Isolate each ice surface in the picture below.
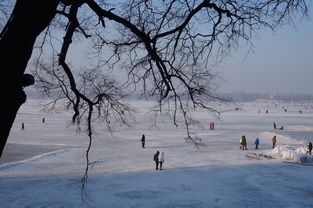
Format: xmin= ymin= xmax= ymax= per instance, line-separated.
xmin=1 ymin=99 xmax=313 ymax=208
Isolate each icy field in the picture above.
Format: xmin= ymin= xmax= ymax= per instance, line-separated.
xmin=1 ymin=99 xmax=313 ymax=208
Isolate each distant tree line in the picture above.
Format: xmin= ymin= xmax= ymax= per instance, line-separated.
xmin=222 ymin=92 xmax=313 ymax=102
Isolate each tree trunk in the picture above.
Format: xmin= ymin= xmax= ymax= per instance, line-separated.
xmin=0 ymin=0 xmax=60 ymax=157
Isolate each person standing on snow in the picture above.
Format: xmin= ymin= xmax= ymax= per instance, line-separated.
xmin=141 ymin=134 xmax=145 ymax=148
xmin=242 ymin=135 xmax=247 ymax=150
xmin=272 ymin=136 xmax=277 ymax=148
xmin=254 ymin=138 xmax=260 ymax=149
xmin=153 ymin=151 xmax=160 ymax=170
xmin=158 ymin=152 xmax=165 ymax=170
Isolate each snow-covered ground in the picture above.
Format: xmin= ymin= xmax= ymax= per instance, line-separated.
xmin=1 ymin=99 xmax=313 ymax=208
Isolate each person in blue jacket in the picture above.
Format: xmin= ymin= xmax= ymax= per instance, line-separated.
xmin=254 ymin=138 xmax=260 ymax=149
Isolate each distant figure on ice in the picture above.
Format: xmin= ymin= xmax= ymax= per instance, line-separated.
xmin=266 ymin=110 xmax=269 ymax=114
xmin=240 ymin=136 xmax=247 ymax=150
xmin=284 ymin=109 xmax=287 ymax=112
xmin=153 ymin=151 xmax=160 ymax=170
xmin=272 ymin=136 xmax=277 ymax=148
xmin=158 ymin=152 xmax=165 ymax=170
xmin=209 ymin=122 xmax=214 ymax=130
xmin=273 ymin=122 xmax=276 ymax=130
xmin=299 ymin=110 xmax=303 ymax=114
xmin=308 ymin=142 xmax=312 ymax=155
xmin=141 ymin=134 xmax=145 ymax=148
xmin=42 ymin=117 xmax=45 ymax=123
xmin=21 ymin=122 xmax=24 ymax=131
xmin=254 ymin=138 xmax=260 ymax=149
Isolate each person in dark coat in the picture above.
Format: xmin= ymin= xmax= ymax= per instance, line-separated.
xmin=153 ymin=151 xmax=160 ymax=170
xmin=272 ymin=136 xmax=277 ymax=148
xmin=308 ymin=142 xmax=312 ymax=155
xmin=273 ymin=122 xmax=276 ymax=130
xmin=254 ymin=138 xmax=260 ymax=149
xmin=21 ymin=122 xmax=24 ymax=131
xmin=141 ymin=134 xmax=145 ymax=148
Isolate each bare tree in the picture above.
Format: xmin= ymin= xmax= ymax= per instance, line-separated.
xmin=0 ymin=0 xmax=310 ymax=188
xmin=33 ymin=54 xmax=133 ymax=191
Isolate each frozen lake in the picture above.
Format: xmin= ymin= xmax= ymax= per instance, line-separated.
xmin=0 ymin=99 xmax=313 ymax=208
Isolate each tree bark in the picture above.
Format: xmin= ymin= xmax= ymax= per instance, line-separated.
xmin=0 ymin=0 xmax=60 ymax=157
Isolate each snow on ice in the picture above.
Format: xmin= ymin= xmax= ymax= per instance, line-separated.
xmin=0 ymin=99 xmax=313 ymax=208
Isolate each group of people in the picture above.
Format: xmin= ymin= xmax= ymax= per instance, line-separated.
xmin=153 ymin=151 xmax=165 ymax=170
xmin=240 ymin=135 xmax=277 ymax=150
xmin=141 ymin=134 xmax=166 ymax=170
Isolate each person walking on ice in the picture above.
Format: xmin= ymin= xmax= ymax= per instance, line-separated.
xmin=141 ymin=134 xmax=145 ymax=148
xmin=240 ymin=135 xmax=247 ymax=150
xmin=242 ymin=136 xmax=247 ymax=150
xmin=158 ymin=152 xmax=165 ymax=170
xmin=21 ymin=122 xmax=25 ymax=131
xmin=153 ymin=151 xmax=159 ymax=170
xmin=272 ymin=136 xmax=277 ymax=148
xmin=255 ymin=138 xmax=260 ymax=149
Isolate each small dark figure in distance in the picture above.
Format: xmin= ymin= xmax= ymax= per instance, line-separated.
xmin=141 ymin=134 xmax=145 ymax=148
xmin=42 ymin=117 xmax=45 ymax=123
xmin=299 ymin=110 xmax=303 ymax=114
xmin=272 ymin=136 xmax=277 ymax=148
xmin=255 ymin=138 xmax=260 ymax=149
xmin=159 ymin=152 xmax=165 ymax=170
xmin=21 ymin=122 xmax=24 ymax=131
xmin=284 ymin=109 xmax=287 ymax=112
xmin=153 ymin=151 xmax=159 ymax=170
xmin=308 ymin=142 xmax=312 ymax=155
xmin=266 ymin=110 xmax=269 ymax=114
xmin=273 ymin=122 xmax=276 ymax=130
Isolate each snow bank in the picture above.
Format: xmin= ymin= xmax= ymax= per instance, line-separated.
xmin=270 ymin=145 xmax=313 ymax=164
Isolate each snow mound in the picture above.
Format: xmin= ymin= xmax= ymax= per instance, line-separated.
xmin=271 ymin=145 xmax=313 ymax=163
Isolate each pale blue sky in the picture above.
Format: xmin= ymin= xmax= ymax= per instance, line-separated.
xmin=218 ymin=14 xmax=313 ymax=94
xmin=54 ymin=5 xmax=313 ymax=95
